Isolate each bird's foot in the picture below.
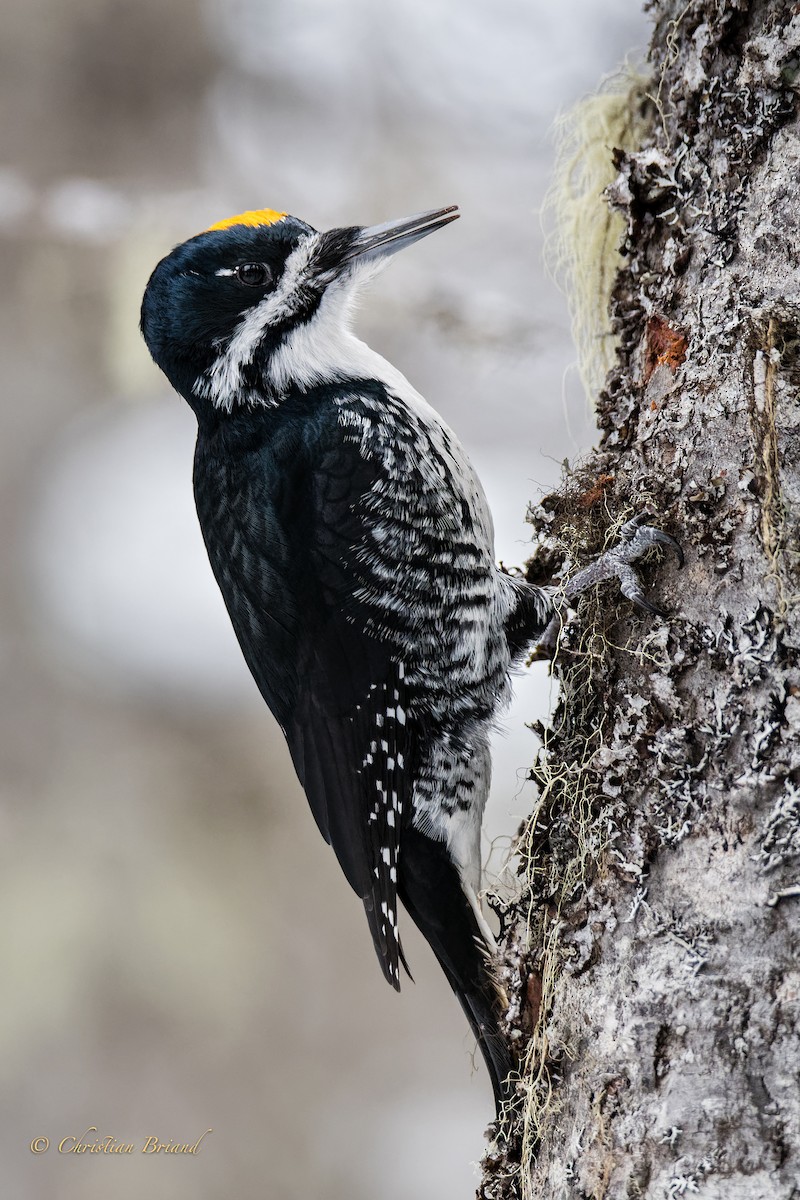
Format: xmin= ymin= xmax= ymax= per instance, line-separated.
xmin=532 ymin=515 xmax=683 ymax=660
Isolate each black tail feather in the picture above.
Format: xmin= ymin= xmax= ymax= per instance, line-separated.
xmin=397 ymin=826 xmax=515 ymax=1113
xmin=434 ymin=951 xmax=516 ymax=1113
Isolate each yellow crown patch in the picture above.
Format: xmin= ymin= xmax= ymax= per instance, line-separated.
xmin=205 ymin=208 xmax=287 ymax=233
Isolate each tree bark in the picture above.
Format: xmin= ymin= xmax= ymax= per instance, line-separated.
xmin=481 ymin=3 xmax=800 ymax=1197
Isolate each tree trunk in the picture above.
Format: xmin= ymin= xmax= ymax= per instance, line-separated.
xmin=481 ymin=3 xmax=800 ymax=1197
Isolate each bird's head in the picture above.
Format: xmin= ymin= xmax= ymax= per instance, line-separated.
xmin=140 ymin=205 xmax=459 ymax=417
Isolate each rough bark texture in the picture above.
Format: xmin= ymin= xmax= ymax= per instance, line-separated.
xmin=481 ymin=3 xmax=800 ymax=1197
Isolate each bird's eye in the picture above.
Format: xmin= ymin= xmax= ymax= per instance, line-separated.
xmin=235 ymin=262 xmax=272 ymax=287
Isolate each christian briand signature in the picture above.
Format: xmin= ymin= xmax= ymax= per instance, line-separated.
xmin=30 ymin=1127 xmax=213 ymax=1155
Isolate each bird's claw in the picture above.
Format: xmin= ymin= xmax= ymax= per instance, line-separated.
xmin=617 ymin=515 xmax=685 ymax=569
xmin=618 ymin=571 xmax=667 ymax=618
xmin=532 ymin=515 xmax=683 ymax=660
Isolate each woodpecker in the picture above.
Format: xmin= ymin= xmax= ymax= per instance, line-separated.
xmin=140 ymin=205 xmax=680 ymax=1111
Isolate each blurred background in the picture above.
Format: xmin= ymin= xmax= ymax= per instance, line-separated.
xmin=1 ymin=1 xmax=648 ymax=1196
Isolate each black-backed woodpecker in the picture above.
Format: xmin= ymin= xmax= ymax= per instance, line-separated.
xmin=140 ymin=205 xmax=681 ymax=1111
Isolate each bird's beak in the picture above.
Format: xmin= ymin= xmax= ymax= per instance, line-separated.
xmin=314 ymin=206 xmax=459 ymax=283
xmin=346 ymin=205 xmax=460 ymax=264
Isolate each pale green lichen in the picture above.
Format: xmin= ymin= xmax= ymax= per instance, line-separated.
xmin=543 ymin=67 xmax=652 ymax=403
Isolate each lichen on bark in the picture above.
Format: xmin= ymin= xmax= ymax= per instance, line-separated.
xmin=481 ymin=3 xmax=800 ymax=1197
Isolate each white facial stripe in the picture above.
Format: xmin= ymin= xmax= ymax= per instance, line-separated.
xmin=195 ymin=233 xmax=319 ymax=411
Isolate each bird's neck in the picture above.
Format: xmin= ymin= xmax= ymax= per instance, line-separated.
xmin=193 ymin=290 xmax=442 ymax=432
xmin=264 ymin=314 xmax=411 ymax=403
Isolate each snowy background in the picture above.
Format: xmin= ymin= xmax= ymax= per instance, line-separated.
xmin=2 ymin=1 xmax=648 ymax=1197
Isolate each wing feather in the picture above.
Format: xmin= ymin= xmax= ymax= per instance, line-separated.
xmin=197 ymin=394 xmax=423 ymax=988
xmin=284 ymin=411 xmax=417 ymax=988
